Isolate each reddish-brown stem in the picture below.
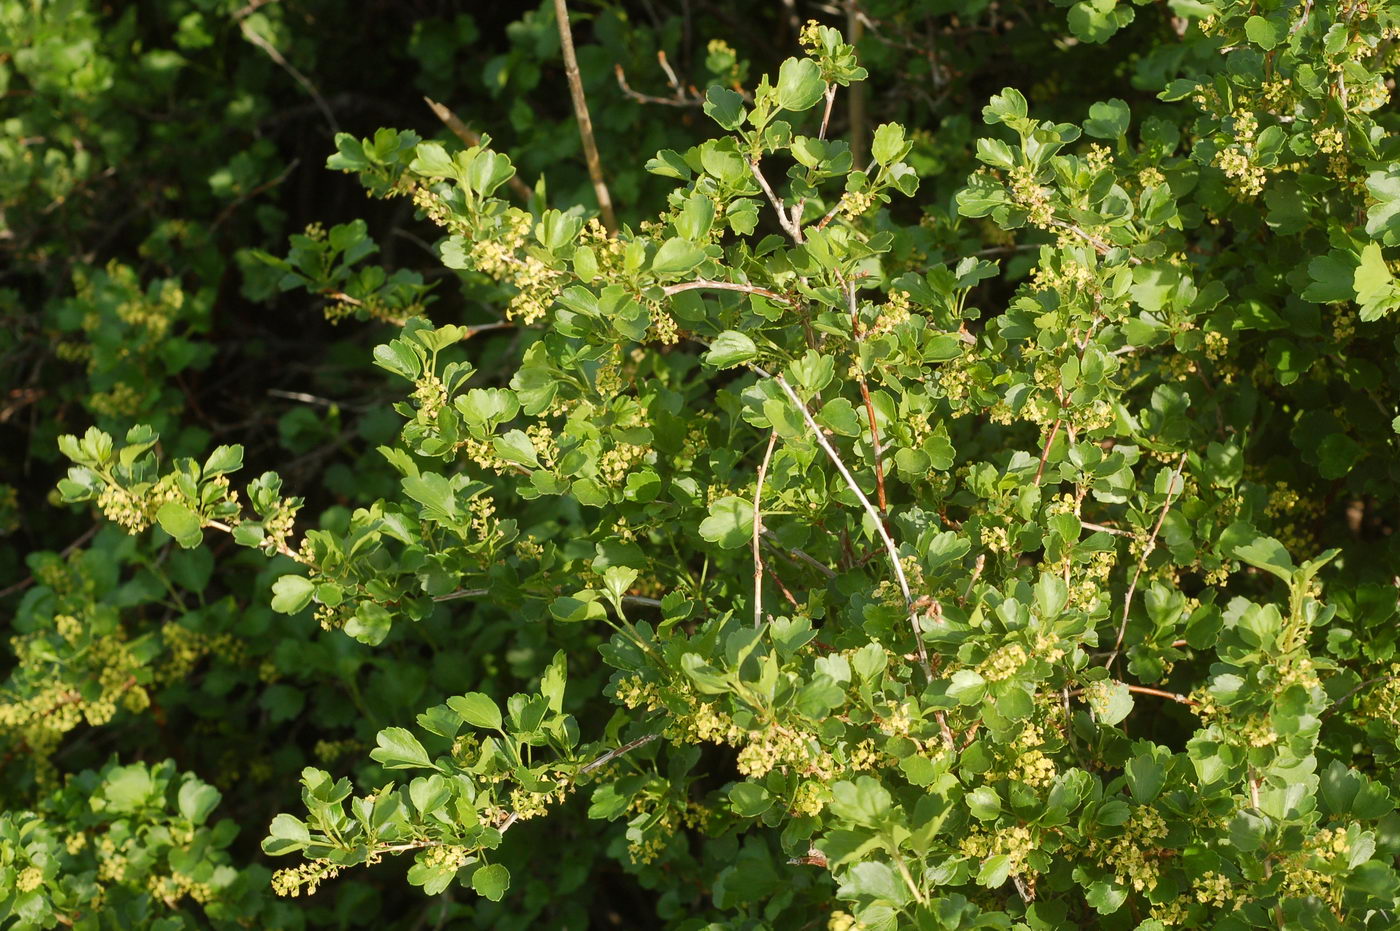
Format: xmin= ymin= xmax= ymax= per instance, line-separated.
xmin=764 ymin=562 xmax=800 ymax=609
xmin=1033 ymin=419 xmax=1062 ymax=485
xmin=843 ymin=277 xmax=889 ymax=516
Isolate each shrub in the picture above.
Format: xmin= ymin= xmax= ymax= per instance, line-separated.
xmin=8 ymin=0 xmax=1400 ymax=928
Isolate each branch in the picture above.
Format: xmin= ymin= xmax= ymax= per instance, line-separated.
xmin=553 ymin=0 xmax=617 ymax=233
xmin=423 ymin=97 xmax=534 ymax=203
xmin=613 ymin=63 xmax=699 ymax=108
xmin=748 ymin=158 xmax=803 ymax=242
xmin=579 ymin=733 xmax=660 ymax=774
xmin=753 ymin=431 xmax=780 ymax=628
xmin=1320 ymin=674 xmax=1393 ymax=720
xmin=1033 ymin=419 xmax=1062 ymax=486
xmin=212 ymin=157 xmax=300 ymax=230
xmin=761 ymin=530 xmax=837 ymax=578
xmin=959 ymin=553 xmax=986 ymax=606
xmin=238 ymin=19 xmax=337 ymax=134
xmin=1105 ymin=452 xmax=1189 ymax=668
xmin=773 ymin=375 xmax=932 ymax=681
xmin=818 ymin=83 xmax=837 ymax=141
xmin=1080 ymin=521 xmax=1130 ymax=537
xmin=843 ymin=276 xmax=889 ymax=517
xmin=1050 ymin=219 xmax=1142 ymax=266
xmin=662 ymin=278 xmax=796 ymax=305
xmin=205 ymin=519 xmax=304 ymax=563
xmin=1069 ymin=683 xmax=1198 ymax=707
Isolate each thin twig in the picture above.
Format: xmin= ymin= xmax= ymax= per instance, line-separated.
xmin=818 ymin=83 xmax=837 ymax=140
xmin=238 ymin=19 xmax=338 ymax=134
xmin=655 ymin=50 xmax=683 ymax=92
xmin=553 ymin=0 xmax=617 ymax=233
xmin=761 ymin=530 xmax=837 ymax=578
xmin=1033 ymin=419 xmax=1062 ymax=485
xmin=0 ymin=525 xmax=101 ymax=600
xmin=613 ymin=63 xmax=698 ymax=108
xmin=1080 ymin=521 xmax=1130 ymax=537
xmin=267 ymin=388 xmax=341 ymax=408
xmin=1069 ymin=683 xmax=1198 ymax=707
xmin=764 ymin=562 xmax=801 ymax=608
xmin=959 ymin=554 xmax=985 ymax=606
xmin=423 ymin=97 xmax=534 ymax=202
xmin=432 ymin=588 xmax=490 ymax=602
xmin=753 ymin=431 xmax=780 ymax=628
xmin=212 ymin=158 xmax=299 ymax=230
xmin=843 ymin=276 xmax=889 ymax=517
xmin=205 ymin=519 xmax=303 ymax=563
xmin=662 ymin=278 xmax=796 ymax=305
xmin=1050 ymin=219 xmax=1142 ymax=265
xmin=1105 ymin=452 xmax=1188 ymax=668
xmin=1320 ymin=674 xmax=1393 ymax=719
xmin=773 ymin=375 xmax=931 ymax=681
xmin=748 ymin=158 xmax=802 ymax=242
xmin=579 ymin=733 xmax=660 ymax=773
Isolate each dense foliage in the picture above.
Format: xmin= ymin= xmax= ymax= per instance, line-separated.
xmin=4 ymin=0 xmax=1400 ymax=928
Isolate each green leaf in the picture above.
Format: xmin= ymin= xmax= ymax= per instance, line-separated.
xmin=1228 ymin=810 xmax=1270 ymax=852
xmin=177 ymin=779 xmax=221 ymax=824
xmin=202 ymin=444 xmax=244 ymax=477
xmin=703 ymin=86 xmax=746 ymax=130
xmin=704 ymin=331 xmax=758 ymax=370
xmin=1124 ymin=751 xmax=1167 ymax=803
xmin=103 ymin=764 xmax=155 ymax=811
xmin=156 ymin=501 xmax=203 ymax=548
xmin=471 ymin=863 xmax=510 ymax=901
xmin=728 ymin=782 xmax=773 ymax=817
xmin=270 ymin=574 xmax=315 ymax=614
xmin=699 ymin=496 xmax=754 ymax=549
xmin=651 ymin=238 xmax=707 ymax=279
xmin=346 ymin=601 xmax=392 ymax=646
xmin=370 ymin=727 xmax=433 ymax=769
xmin=448 ymin=692 xmax=503 ymax=731
xmin=410 ymin=141 xmax=457 ymax=178
xmin=982 ymin=87 xmax=1027 ymax=126
xmin=1088 ymin=680 xmax=1133 ymax=726
xmin=1084 ymin=98 xmax=1130 ymax=139
xmin=775 ymin=57 xmax=826 ymax=112
xmin=1244 ymin=14 xmax=1279 ymax=49
xmin=549 ymin=593 xmax=608 ymax=623
xmin=403 ymin=472 xmax=458 ymax=520
xmin=1354 ymin=243 xmax=1400 ymax=321
xmin=828 ymin=777 xmax=892 ymax=827
xmin=871 ymin=123 xmax=908 ymax=166
xmin=976 ymin=854 xmax=1012 ymax=888
xmin=1233 ymin=535 xmax=1294 ymax=583
xmin=1365 ymin=170 xmax=1400 ymax=245
xmin=262 ymin=813 xmax=311 ymax=855
xmin=493 ymin=429 xmax=540 ymax=469
xmin=947 ymin=669 xmax=987 ymax=705
xmin=840 ymin=861 xmax=910 ymax=906
xmin=1068 ymin=0 xmax=1134 ymax=43
xmin=1317 ymin=433 xmax=1362 ymax=479
xmin=817 ymin=397 xmax=862 ymax=436
xmin=967 ymin=786 xmax=1002 ymax=820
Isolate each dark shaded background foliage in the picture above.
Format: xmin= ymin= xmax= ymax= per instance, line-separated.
xmin=2 ymin=0 xmax=1397 ymax=928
